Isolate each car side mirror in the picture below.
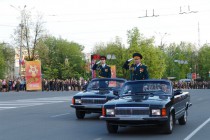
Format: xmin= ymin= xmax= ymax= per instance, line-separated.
xmin=113 ymin=89 xmax=119 ymax=96
xmin=174 ymin=89 xmax=183 ymax=96
xmin=82 ymin=84 xmax=88 ymax=91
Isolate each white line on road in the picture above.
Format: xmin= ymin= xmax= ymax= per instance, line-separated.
xmin=0 ymin=107 xmax=17 ymax=109
xmin=51 ymin=113 xmax=70 ymax=118
xmin=0 ymin=96 xmax=73 ymax=111
xmin=184 ymin=117 xmax=210 ymax=140
xmin=94 ymin=138 xmax=102 ymax=140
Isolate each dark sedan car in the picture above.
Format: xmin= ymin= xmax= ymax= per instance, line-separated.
xmin=100 ymin=79 xmax=191 ymax=134
xmin=71 ymin=78 xmax=126 ymax=119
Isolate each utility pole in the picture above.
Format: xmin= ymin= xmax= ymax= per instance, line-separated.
xmin=19 ymin=14 xmax=24 ymax=77
xmin=10 ymin=5 xmax=26 ymax=77
xmin=198 ymin=22 xmax=201 ymax=48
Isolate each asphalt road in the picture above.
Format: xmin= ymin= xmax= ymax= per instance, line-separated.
xmin=0 ymin=89 xmax=209 ymax=140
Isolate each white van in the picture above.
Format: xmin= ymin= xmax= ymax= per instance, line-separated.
xmin=179 ymin=79 xmax=193 ymax=83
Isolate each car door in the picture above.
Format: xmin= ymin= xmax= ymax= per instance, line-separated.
xmin=173 ymin=90 xmax=183 ymax=119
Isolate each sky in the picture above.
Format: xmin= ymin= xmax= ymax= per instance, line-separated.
xmin=0 ymin=0 xmax=210 ymax=53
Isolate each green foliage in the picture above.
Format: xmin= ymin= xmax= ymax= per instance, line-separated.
xmin=92 ymin=28 xmax=166 ymax=79
xmin=37 ymin=36 xmax=86 ymax=79
xmin=197 ymin=44 xmax=210 ymax=80
xmin=0 ymin=46 xmax=5 ymax=78
xmin=164 ymin=42 xmax=197 ymax=80
xmin=126 ymin=27 xmax=166 ymax=79
xmin=0 ymin=43 xmax=15 ymax=79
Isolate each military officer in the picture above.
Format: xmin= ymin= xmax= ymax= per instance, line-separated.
xmin=123 ymin=53 xmax=149 ymax=80
xmin=92 ymin=56 xmax=111 ymax=78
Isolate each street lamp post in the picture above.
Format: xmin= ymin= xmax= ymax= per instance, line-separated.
xmin=107 ymin=54 xmax=116 ymax=78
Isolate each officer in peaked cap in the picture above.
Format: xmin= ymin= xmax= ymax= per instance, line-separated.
xmin=123 ymin=52 xmax=149 ymax=80
xmin=92 ymin=55 xmax=111 ymax=78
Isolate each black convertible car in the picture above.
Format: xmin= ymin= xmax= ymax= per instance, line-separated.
xmin=100 ymin=79 xmax=192 ymax=134
xmin=71 ymin=78 xmax=126 ymax=119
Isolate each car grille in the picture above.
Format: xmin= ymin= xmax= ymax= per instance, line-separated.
xmin=115 ymin=107 xmax=150 ymax=115
xmin=81 ymin=98 xmax=107 ymax=104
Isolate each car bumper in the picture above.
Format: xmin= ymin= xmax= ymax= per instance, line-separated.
xmin=71 ymin=104 xmax=103 ymax=113
xmin=100 ymin=116 xmax=168 ymax=126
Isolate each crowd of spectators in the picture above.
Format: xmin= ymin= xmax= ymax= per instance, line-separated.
xmin=41 ymin=79 xmax=89 ymax=91
xmin=0 ymin=78 xmax=89 ymax=92
xmin=0 ymin=78 xmax=26 ymax=92
xmin=1 ymin=77 xmax=210 ymax=92
xmin=173 ymin=80 xmax=210 ymax=89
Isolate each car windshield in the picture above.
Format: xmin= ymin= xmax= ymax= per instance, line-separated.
xmin=120 ymin=81 xmax=172 ymax=96
xmin=87 ymin=79 xmax=125 ymax=91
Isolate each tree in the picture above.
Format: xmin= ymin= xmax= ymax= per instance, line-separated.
xmin=36 ymin=36 xmax=86 ymax=79
xmin=164 ymin=42 xmax=197 ymax=80
xmin=92 ymin=27 xmax=166 ymax=79
xmin=197 ymin=44 xmax=210 ymax=80
xmin=0 ymin=44 xmax=5 ymax=78
xmin=127 ymin=27 xmax=166 ymax=79
xmin=0 ymin=43 xmax=15 ymax=79
xmin=13 ymin=8 xmax=45 ymax=61
xmin=92 ymin=37 xmax=127 ymax=78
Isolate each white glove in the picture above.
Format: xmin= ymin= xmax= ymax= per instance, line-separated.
xmin=96 ymin=61 xmax=101 ymax=64
xmin=127 ymin=58 xmax=133 ymax=62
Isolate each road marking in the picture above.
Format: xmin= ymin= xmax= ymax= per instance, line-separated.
xmin=51 ymin=113 xmax=70 ymax=118
xmin=0 ymin=96 xmax=73 ymax=111
xmin=0 ymin=107 xmax=17 ymax=109
xmin=184 ymin=117 xmax=210 ymax=140
xmin=94 ymin=138 xmax=102 ymax=140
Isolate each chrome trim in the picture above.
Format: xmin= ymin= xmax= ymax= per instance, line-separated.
xmin=81 ymin=98 xmax=107 ymax=104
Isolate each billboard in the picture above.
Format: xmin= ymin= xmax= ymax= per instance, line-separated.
xmin=25 ymin=61 xmax=42 ymax=91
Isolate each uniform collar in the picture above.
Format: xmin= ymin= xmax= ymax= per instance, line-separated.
xmin=102 ymin=64 xmax=106 ymax=67
xmin=136 ymin=63 xmax=142 ymax=67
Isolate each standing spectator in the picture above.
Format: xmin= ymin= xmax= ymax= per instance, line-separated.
xmin=2 ymin=79 xmax=7 ymax=92
xmin=0 ymin=79 xmax=2 ymax=92
xmin=16 ymin=79 xmax=20 ymax=92
xmin=23 ymin=78 xmax=26 ymax=91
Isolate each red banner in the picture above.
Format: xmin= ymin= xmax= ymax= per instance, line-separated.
xmin=109 ymin=65 xmax=116 ymax=87
xmin=91 ymin=54 xmax=100 ymax=79
xmin=25 ymin=61 xmax=42 ymax=91
xmin=110 ymin=65 xmax=116 ymax=78
xmin=192 ymin=73 xmax=196 ymax=80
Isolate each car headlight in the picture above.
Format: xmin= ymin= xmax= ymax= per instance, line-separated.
xmin=106 ymin=109 xmax=115 ymax=116
xmin=75 ymin=99 xmax=82 ymax=104
xmin=151 ymin=109 xmax=161 ymax=116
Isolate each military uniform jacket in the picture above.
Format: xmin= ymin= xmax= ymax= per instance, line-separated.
xmin=92 ymin=64 xmax=111 ymax=78
xmin=123 ymin=60 xmax=149 ymax=80
xmin=130 ymin=64 xmax=149 ymax=80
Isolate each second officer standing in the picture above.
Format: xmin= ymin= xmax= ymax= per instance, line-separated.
xmin=123 ymin=53 xmax=149 ymax=80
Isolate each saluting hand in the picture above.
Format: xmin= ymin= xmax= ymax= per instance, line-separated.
xmin=96 ymin=61 xmax=101 ymax=64
xmin=127 ymin=58 xmax=133 ymax=62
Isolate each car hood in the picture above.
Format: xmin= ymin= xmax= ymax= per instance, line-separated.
xmin=107 ymin=95 xmax=171 ymax=107
xmin=74 ymin=90 xmax=115 ymax=98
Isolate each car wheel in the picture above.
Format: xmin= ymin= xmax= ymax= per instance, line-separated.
xmin=76 ymin=110 xmax=85 ymax=119
xmin=106 ymin=121 xmax=118 ymax=133
xmin=178 ymin=110 xmax=187 ymax=125
xmin=163 ymin=113 xmax=174 ymax=134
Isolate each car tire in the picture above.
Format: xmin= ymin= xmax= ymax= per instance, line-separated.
xmin=106 ymin=121 xmax=118 ymax=133
xmin=163 ymin=113 xmax=174 ymax=134
xmin=178 ymin=110 xmax=187 ymax=125
xmin=76 ymin=110 xmax=85 ymax=119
